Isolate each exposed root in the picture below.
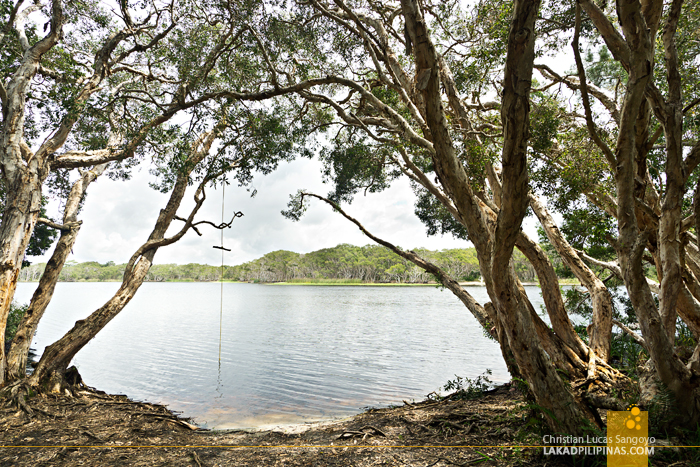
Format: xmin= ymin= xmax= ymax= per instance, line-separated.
xmin=569 ymin=361 xmax=637 ymax=426
xmin=1 ymin=384 xmax=564 ymax=467
xmin=1 ymin=379 xmax=36 ymax=416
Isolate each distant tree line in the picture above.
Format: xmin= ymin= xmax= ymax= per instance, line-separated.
xmin=19 ymin=244 xmax=537 ymax=284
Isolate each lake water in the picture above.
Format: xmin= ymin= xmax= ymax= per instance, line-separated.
xmin=13 ymin=282 xmax=546 ymax=429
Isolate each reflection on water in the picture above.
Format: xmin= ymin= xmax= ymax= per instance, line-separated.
xmin=13 ymin=283 xmax=544 ymax=429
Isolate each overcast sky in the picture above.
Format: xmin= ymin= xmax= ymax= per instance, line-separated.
xmin=29 ymin=155 xmax=544 ymax=267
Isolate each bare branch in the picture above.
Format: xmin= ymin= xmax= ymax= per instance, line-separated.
xmin=12 ymin=0 xmax=42 ymax=51
xmin=174 ymin=211 xmax=244 ymax=235
xmin=534 ymin=64 xmax=620 ymax=123
xmin=109 ymin=16 xmax=177 ymax=66
xmin=245 ymin=25 xmax=280 ymax=88
xmin=109 ymin=64 xmax=180 ymax=84
xmin=574 ymin=249 xmax=623 ymax=279
xmin=36 ymin=218 xmax=81 ymax=232
xmin=299 ymin=192 xmax=492 ymax=329
xmin=298 ymin=90 xmax=395 ymax=144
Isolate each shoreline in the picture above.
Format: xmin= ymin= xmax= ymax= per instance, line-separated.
xmin=17 ymin=279 xmax=582 ymax=286
xmin=2 ymin=383 xmax=570 ymax=466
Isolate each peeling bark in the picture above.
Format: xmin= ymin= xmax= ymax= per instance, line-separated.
xmin=0 ymin=0 xmax=64 ymax=385
xmin=399 ymin=0 xmax=588 ymax=434
xmin=5 ymin=164 xmax=108 ymax=381
xmin=530 ymin=194 xmax=613 ymax=361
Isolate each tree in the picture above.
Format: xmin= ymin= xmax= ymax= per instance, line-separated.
xmin=570 ymin=0 xmax=700 ymax=425
xmin=0 ymin=0 xmax=193 ymax=384
xmin=279 ymin=0 xmax=621 ymax=433
xmin=280 ymin=0 xmax=700 ymax=430
xmin=529 ymin=0 xmax=700 ymax=426
xmin=0 ymin=0 xmax=333 ymax=385
xmin=22 ymin=87 xmax=317 ymax=389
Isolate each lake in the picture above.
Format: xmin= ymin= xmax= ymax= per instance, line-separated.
xmin=13 ymin=282 xmax=546 ymax=429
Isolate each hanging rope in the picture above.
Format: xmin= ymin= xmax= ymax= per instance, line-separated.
xmin=211 ymin=185 xmax=242 ymax=364
xmin=218 ymin=184 xmax=225 ymax=363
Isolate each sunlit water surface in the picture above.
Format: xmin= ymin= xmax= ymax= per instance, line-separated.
xmin=14 ymin=282 xmax=546 ymax=429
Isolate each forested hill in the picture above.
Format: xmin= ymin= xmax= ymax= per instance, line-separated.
xmin=20 ymin=244 xmax=536 ymax=284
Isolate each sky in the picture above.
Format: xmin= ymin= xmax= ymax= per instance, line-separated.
xmin=29 ymin=156 xmax=543 ymax=267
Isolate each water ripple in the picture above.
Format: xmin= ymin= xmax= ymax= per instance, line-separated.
xmin=12 ymin=282 xmax=532 ymax=428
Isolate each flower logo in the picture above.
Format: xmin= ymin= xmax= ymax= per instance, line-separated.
xmin=625 ymin=405 xmax=643 ymax=430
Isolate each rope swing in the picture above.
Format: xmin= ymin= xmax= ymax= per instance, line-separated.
xmin=211 ymin=183 xmax=243 ymax=364
xmin=213 ymin=184 xmax=229 ymax=363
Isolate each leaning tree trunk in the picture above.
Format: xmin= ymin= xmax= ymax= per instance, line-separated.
xmin=530 ymin=194 xmax=614 ymax=362
xmin=486 ymin=0 xmax=588 ymax=435
xmin=30 ymin=253 xmax=157 ymax=392
xmin=29 ymin=132 xmax=218 ymax=390
xmin=5 ymin=164 xmax=108 ymax=381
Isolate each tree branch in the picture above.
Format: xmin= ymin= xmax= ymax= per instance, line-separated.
xmin=613 ymin=319 xmax=648 ymax=350
xmin=174 ymin=211 xmax=244 ymax=236
xmin=36 ymin=218 xmax=82 ymax=232
xmin=578 ymin=0 xmax=630 ymax=69
xmin=534 ymin=63 xmax=620 ymax=124
xmin=572 ymin=4 xmax=616 ymax=171
xmin=298 ymin=192 xmax=492 ymax=329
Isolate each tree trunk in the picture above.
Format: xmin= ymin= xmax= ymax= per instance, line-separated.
xmin=399 ymin=0 xmax=591 ymax=434
xmin=29 ymin=132 xmax=217 ymax=388
xmin=515 ymin=228 xmax=590 ymax=360
xmin=5 ymin=164 xmax=108 ymax=380
xmin=29 ymin=254 xmax=155 ymax=391
xmin=529 ymin=194 xmax=613 ymax=361
xmin=0 ymin=170 xmax=44 ymax=384
xmin=0 ymin=0 xmax=64 ymax=385
xmin=612 ymin=0 xmax=700 ymax=426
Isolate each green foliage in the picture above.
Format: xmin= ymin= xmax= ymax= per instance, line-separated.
xmin=584 ymin=47 xmax=627 ymax=90
xmin=5 ymin=302 xmax=28 ymax=344
xmin=559 ymin=204 xmax=617 ymax=260
xmin=318 ymin=133 xmax=401 ymax=204
xmin=19 ymin=244 xmax=537 ymax=284
xmin=23 ymin=198 xmax=59 ymax=266
xmin=529 ymin=92 xmax=562 ymax=156
xmin=413 ymin=185 xmax=470 ymax=241
xmin=442 ymin=370 xmax=493 ymax=400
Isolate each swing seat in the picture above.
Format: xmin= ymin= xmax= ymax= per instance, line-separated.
xmin=213 ymin=245 xmax=232 ymax=252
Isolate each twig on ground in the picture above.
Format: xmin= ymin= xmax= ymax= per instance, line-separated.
xmin=191 ymin=450 xmax=204 ymax=467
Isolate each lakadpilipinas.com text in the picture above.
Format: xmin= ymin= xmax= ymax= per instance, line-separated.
xmin=542 ymin=435 xmax=655 ymax=456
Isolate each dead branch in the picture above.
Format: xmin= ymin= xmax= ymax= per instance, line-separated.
xmin=36 ymin=218 xmax=82 ymax=232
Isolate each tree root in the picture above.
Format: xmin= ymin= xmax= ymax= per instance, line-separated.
xmin=1 ymin=365 xmax=89 ymax=419
xmin=1 ymin=379 xmax=36 ymax=416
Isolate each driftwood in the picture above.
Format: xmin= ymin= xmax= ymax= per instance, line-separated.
xmin=337 ymin=425 xmax=387 ymax=439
